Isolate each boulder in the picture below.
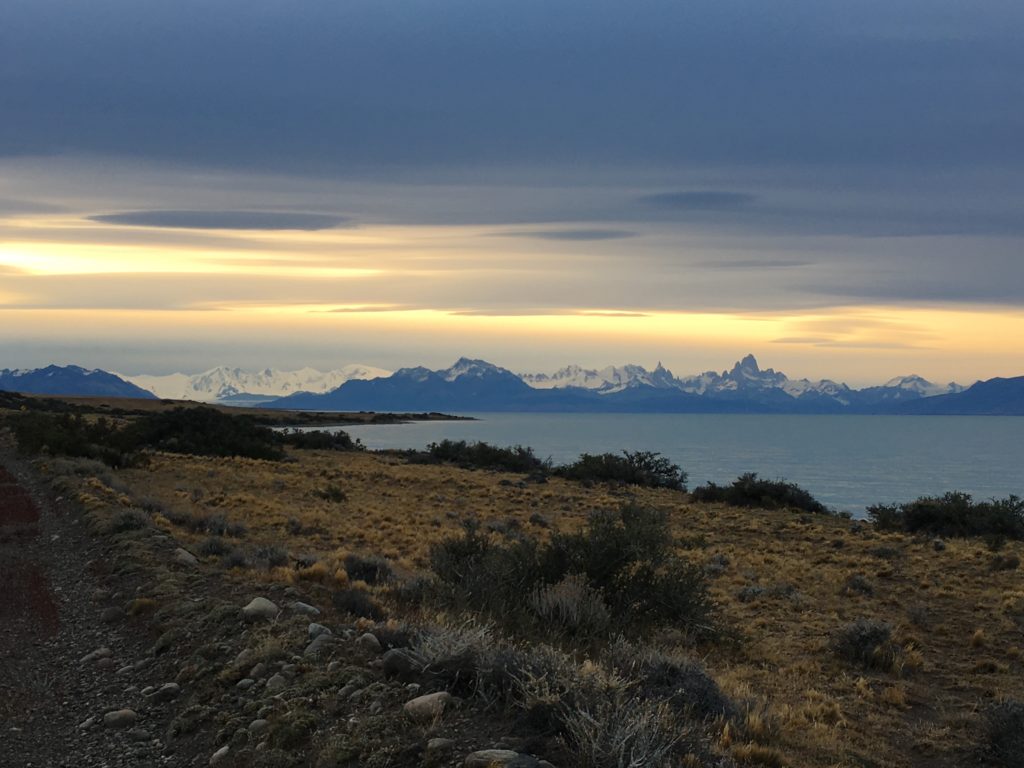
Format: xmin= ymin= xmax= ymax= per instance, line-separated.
xmin=241 ymin=597 xmax=279 ymax=621
xmin=404 ymin=691 xmax=453 ymax=722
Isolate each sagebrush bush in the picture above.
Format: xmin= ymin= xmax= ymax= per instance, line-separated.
xmin=429 ymin=505 xmax=716 ymax=640
xmin=868 ymin=492 xmax=1024 ymax=540
xmin=343 ymin=553 xmax=393 ymax=585
xmin=332 ymin=587 xmax=384 ymax=620
xmin=107 ymin=508 xmax=150 ymax=533
xmin=530 ymin=575 xmax=611 ymax=638
xmin=832 ymin=618 xmax=902 ymax=672
xmin=198 ymin=536 xmax=230 ymax=557
xmin=555 ymin=450 xmax=687 ymax=490
xmin=253 ymin=544 xmax=289 ymax=568
xmin=691 ymin=473 xmax=829 ymax=514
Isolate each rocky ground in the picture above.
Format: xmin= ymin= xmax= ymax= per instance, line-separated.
xmin=0 ymin=443 xmax=567 ymax=768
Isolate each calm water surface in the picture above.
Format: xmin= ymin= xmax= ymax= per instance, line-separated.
xmin=338 ymin=413 xmax=1023 ymax=516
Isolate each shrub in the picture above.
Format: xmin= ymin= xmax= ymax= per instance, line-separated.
xmin=691 ymin=473 xmax=829 ymax=515
xmin=555 ymin=451 xmax=687 ymax=491
xmin=253 ymin=544 xmax=289 ymax=568
xmin=279 ymin=428 xmax=361 ymax=451
xmin=123 ymin=407 xmax=284 ymax=461
xmin=560 ymin=695 xmax=682 ymax=768
xmin=221 ymin=548 xmax=249 ymax=569
xmin=832 ymin=618 xmax=902 ymax=672
xmin=332 ymin=587 xmax=385 ymax=620
xmin=315 ymin=484 xmax=347 ymax=503
xmin=985 ymin=698 xmax=1024 ymax=767
xmin=343 ymin=553 xmax=393 ymax=585
xmin=107 ymin=508 xmax=150 ymax=533
xmin=423 ymin=439 xmax=549 ymax=474
xmin=529 ymin=575 xmax=611 ymax=639
xmin=429 ymin=505 xmax=716 ymax=640
xmin=868 ymin=492 xmax=1024 ymax=540
xmin=198 ymin=536 xmax=230 ymax=557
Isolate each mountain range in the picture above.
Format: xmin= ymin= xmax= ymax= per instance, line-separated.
xmin=0 ymin=365 xmax=156 ymax=399
xmin=264 ymin=356 xmax=1006 ymax=415
xmin=118 ymin=365 xmax=391 ymax=404
xmin=2 ymin=357 xmax=1020 ymax=415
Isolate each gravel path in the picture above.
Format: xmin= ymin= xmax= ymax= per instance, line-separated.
xmin=0 ymin=449 xmax=174 ymax=768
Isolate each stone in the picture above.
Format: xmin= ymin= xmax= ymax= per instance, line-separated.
xmin=427 ymin=737 xmax=456 ymax=753
xmin=96 ymin=657 xmax=115 ymax=670
xmin=249 ymin=662 xmax=268 ymax=679
xmin=148 ymin=682 xmax=181 ymax=703
xmin=327 ymin=661 xmax=342 ymax=673
xmin=290 ymin=601 xmax=321 ymax=616
xmin=308 ymin=623 xmax=332 ymax=640
xmin=236 ymin=678 xmax=255 ymax=690
xmin=932 ymin=538 xmax=946 ymax=552
xmin=101 ymin=606 xmax=125 ymax=623
xmin=265 ymin=673 xmax=288 ymax=692
xmin=304 ymin=633 xmax=336 ymax=658
xmin=355 ymin=632 xmax=382 ymax=654
xmin=404 ymin=691 xmax=453 ymax=722
xmin=103 ymin=709 xmax=138 ymax=729
xmin=463 ymin=751 xmax=541 ymax=768
xmin=173 ymin=548 xmax=199 ymax=568
xmin=248 ymin=719 xmax=269 ymax=735
xmin=80 ymin=647 xmax=112 ymax=664
xmin=78 ymin=716 xmax=97 ymax=730
xmin=209 ymin=745 xmax=230 ymax=765
xmin=381 ymin=648 xmax=425 ymax=681
xmin=241 ymin=597 xmax=279 ymax=621
xmin=128 ymin=728 xmax=152 ymax=742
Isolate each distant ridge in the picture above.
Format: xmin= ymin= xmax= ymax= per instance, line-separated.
xmin=891 ymin=377 xmax=1024 ymax=416
xmin=0 ymin=365 xmax=156 ymax=399
xmin=261 ymin=355 xmax=1007 ymax=415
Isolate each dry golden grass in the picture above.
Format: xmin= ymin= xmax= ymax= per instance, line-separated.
xmin=94 ymin=446 xmax=1024 ymax=767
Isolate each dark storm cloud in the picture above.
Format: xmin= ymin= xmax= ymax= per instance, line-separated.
xmin=3 ymin=1 xmax=1023 ymax=174
xmin=89 ymin=210 xmax=348 ymax=231
xmin=638 ymin=192 xmax=756 ymax=211
xmin=493 ymin=229 xmax=638 ymax=241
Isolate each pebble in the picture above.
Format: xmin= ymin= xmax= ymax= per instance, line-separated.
xmin=236 ymin=678 xmax=255 ymax=690
xmin=103 ymin=709 xmax=138 ymax=729
xmin=241 ymin=597 xmax=279 ymax=621
xmin=404 ymin=691 xmax=453 ymax=722
xmin=463 ymin=751 xmax=541 ymax=768
xmin=209 ymin=745 xmax=230 ymax=765
xmin=78 ymin=716 xmax=97 ymax=730
xmin=248 ymin=662 xmax=268 ymax=679
xmin=248 ymin=719 xmax=269 ymax=734
xmin=101 ymin=606 xmax=125 ymax=623
xmin=127 ymin=728 xmax=152 ymax=742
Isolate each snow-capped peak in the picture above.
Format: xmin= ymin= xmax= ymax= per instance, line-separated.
xmin=441 ymin=357 xmax=508 ymax=381
xmin=883 ymin=375 xmax=964 ymax=397
xmin=120 ymin=364 xmax=391 ymax=401
xmin=520 ymin=362 xmax=679 ymax=393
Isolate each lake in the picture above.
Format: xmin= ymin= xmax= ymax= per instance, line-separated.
xmin=337 ymin=413 xmax=1023 ymax=517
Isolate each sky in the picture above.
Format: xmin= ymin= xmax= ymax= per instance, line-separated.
xmin=2 ymin=0 xmax=1023 ymax=385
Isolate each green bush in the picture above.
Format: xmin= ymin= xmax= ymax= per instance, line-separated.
xmin=868 ymin=492 xmax=1024 ymax=540
xmin=419 ymin=439 xmax=549 ymax=474
xmin=123 ymin=407 xmax=284 ymax=461
xmin=691 ymin=472 xmax=830 ymax=514
xmin=555 ymin=450 xmax=687 ymax=490
xmin=279 ymin=428 xmax=362 ymax=451
xmin=428 ymin=505 xmax=716 ymax=640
